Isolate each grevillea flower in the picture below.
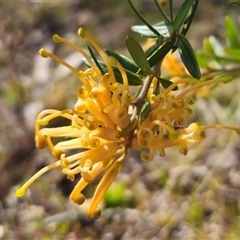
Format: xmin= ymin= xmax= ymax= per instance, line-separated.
xmin=15 ymin=28 xmax=240 ymax=218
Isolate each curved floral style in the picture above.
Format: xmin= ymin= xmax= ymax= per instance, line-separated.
xmin=15 ymin=28 xmax=240 ymax=218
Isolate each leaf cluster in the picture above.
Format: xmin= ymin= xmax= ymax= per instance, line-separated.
xmin=196 ymin=16 xmax=240 ymax=79
xmin=84 ymin=0 xmax=202 ymax=89
xmin=82 ymin=0 xmax=240 ymax=126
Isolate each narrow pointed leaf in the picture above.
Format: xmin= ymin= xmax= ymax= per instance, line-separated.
xmin=195 ymin=52 xmax=209 ymax=68
xmin=208 ymin=35 xmax=225 ymax=56
xmin=181 ymin=0 xmax=199 ymax=36
xmin=82 ymin=58 xmax=143 ymax=86
xmin=196 ymin=51 xmax=240 ymax=64
xmin=156 ymin=77 xmax=178 ymax=91
xmin=224 ymin=47 xmax=240 ymax=61
xmin=148 ymin=36 xmax=176 ymax=67
xmin=126 ymin=36 xmax=152 ymax=75
xmin=178 ymin=34 xmax=201 ymax=79
xmin=140 ymin=100 xmax=151 ymax=122
xmin=173 ymin=0 xmax=192 ymax=30
xmin=145 ymin=43 xmax=160 ymax=58
xmin=127 ymin=0 xmax=160 ymax=37
xmin=87 ymin=45 xmax=105 ymax=75
xmin=153 ymin=0 xmax=170 ymax=23
xmin=131 ymin=21 xmax=172 ymax=38
xmin=225 ymin=16 xmax=240 ymax=48
xmin=203 ymin=37 xmax=215 ymax=54
xmin=105 ymin=49 xmax=141 ymax=74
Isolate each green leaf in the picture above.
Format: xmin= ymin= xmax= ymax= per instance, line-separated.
xmin=126 ymin=36 xmax=153 ymax=75
xmin=195 ymin=52 xmax=209 ymax=68
xmin=140 ymin=100 xmax=151 ymax=122
xmin=225 ymin=16 xmax=240 ymax=48
xmin=181 ymin=0 xmax=199 ymax=36
xmin=82 ymin=58 xmax=143 ymax=86
xmin=173 ymin=0 xmax=192 ymax=30
xmin=224 ymin=47 xmax=240 ymax=61
xmin=178 ymin=34 xmax=201 ymax=79
xmin=148 ymin=35 xmax=176 ymax=67
xmin=201 ymin=37 xmax=226 ymax=66
xmin=127 ymin=0 xmax=161 ymax=37
xmin=87 ymin=45 xmax=105 ymax=75
xmin=145 ymin=43 xmax=160 ymax=58
xmin=208 ymin=35 xmax=225 ymax=56
xmin=203 ymin=37 xmax=215 ymax=54
xmin=131 ymin=21 xmax=172 ymax=38
xmin=156 ymin=77 xmax=179 ymax=91
xmin=153 ymin=0 xmax=170 ymax=23
xmin=196 ymin=51 xmax=240 ymax=64
xmin=105 ymin=49 xmax=141 ymax=74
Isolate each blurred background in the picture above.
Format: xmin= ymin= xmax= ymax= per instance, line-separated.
xmin=0 ymin=1 xmax=240 ymax=239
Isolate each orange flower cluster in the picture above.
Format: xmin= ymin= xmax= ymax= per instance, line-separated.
xmin=16 ymin=28 xmax=240 ymax=218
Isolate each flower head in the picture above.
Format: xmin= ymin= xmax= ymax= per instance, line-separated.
xmin=16 ymin=28 xmax=240 ymax=218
